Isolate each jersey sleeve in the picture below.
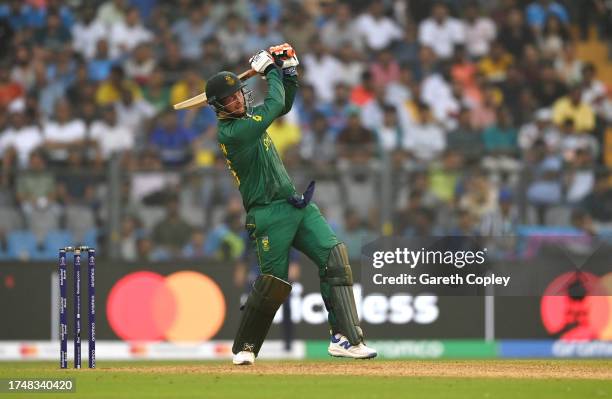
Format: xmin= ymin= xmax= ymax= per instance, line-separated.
xmin=279 ymin=74 xmax=298 ymax=116
xmin=232 ymin=68 xmax=285 ymax=144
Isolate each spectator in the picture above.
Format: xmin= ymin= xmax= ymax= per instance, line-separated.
xmin=447 ymin=108 xmax=484 ymax=164
xmin=151 ymin=195 xmax=193 ymax=257
xmin=10 ymin=46 xmax=36 ymax=92
xmin=114 ymin=87 xmax=155 ymax=139
xmin=565 ymin=148 xmax=595 ymax=204
xmin=42 ymin=100 xmax=86 ymax=164
xmin=350 ymin=70 xmax=376 ymax=107
xmin=247 ymin=0 xmax=282 ymax=28
xmin=581 ymin=170 xmax=612 ymax=223
xmin=418 ymin=2 xmax=465 ymax=59
xmin=142 ymin=68 xmax=170 ymax=114
xmin=281 ymin=3 xmax=317 ymax=58
xmin=554 ymin=43 xmax=583 ymax=85
xmin=302 ymin=37 xmax=343 ymax=103
xmin=267 ymin=115 xmax=301 ymax=159
xmin=320 ymin=3 xmax=361 ymax=52
xmin=458 ymin=170 xmax=498 ymax=218
xmin=216 ymin=13 xmax=247 ymax=67
xmin=404 ymin=102 xmax=446 ymax=162
xmin=391 ymin=24 xmax=420 ymax=67
xmin=170 ymin=65 xmax=206 ymax=107
xmin=478 ymin=41 xmax=513 ymax=83
xmin=300 ymin=112 xmax=335 ymax=169
xmin=16 ymin=150 xmax=60 ymax=228
xmin=242 ymin=16 xmax=284 ymax=56
xmin=90 ymin=105 xmax=134 ymax=160
xmin=335 ymin=44 xmax=365 ymax=87
xmin=370 ymin=47 xmax=400 ymax=87
xmin=533 ymin=62 xmax=567 ymax=107
xmin=497 ymin=8 xmax=536 ymax=60
xmin=72 ymin=5 xmax=107 ymax=60
xmin=336 ymin=109 xmax=376 ymax=164
xmin=56 ymin=148 xmax=97 ymax=206
xmin=518 ymin=108 xmax=560 ymax=153
xmin=96 ymin=0 xmax=128 ymax=27
xmin=149 ymin=110 xmax=197 ymax=166
xmin=0 ymin=107 xmax=43 ymax=169
xmin=172 ymin=3 xmax=214 ymax=60
xmin=463 ymin=2 xmax=497 ymax=59
xmin=538 ymin=15 xmax=570 ymax=59
xmin=354 ymin=0 xmax=402 ymax=52
xmin=337 ymin=208 xmax=371 ymax=259
xmin=95 ymin=65 xmax=141 ymax=106
xmin=482 ymin=107 xmax=519 ymax=158
xmin=480 ymin=188 xmax=519 ymax=236
xmin=552 ymin=84 xmax=595 ymax=133
xmin=108 ymin=7 xmax=152 ymax=58
xmin=119 ymin=215 xmax=142 ymax=261
xmin=34 ymin=12 xmax=71 ymax=52
xmin=87 ymin=39 xmax=116 ymax=82
xmin=525 ymin=0 xmax=569 ymax=34
xmin=580 ymin=63 xmax=607 ymax=117
xmin=124 ymin=43 xmax=156 ymax=84
xmin=0 ymin=64 xmax=23 ymax=107
xmin=182 ymin=230 xmax=208 ymax=259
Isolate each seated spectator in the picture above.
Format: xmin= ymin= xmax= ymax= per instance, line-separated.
xmin=124 ymin=43 xmax=156 ymax=85
xmin=303 ymin=37 xmax=342 ymax=103
xmin=119 ymin=215 xmax=143 ymax=261
xmin=350 ymin=70 xmax=376 ymax=107
xmin=56 ymin=148 xmax=97 ymax=207
xmin=392 ymin=24 xmax=419 ymax=67
xmin=404 ymin=102 xmax=446 ymax=162
xmin=527 ymin=150 xmax=563 ymax=223
xmin=525 ymin=0 xmax=569 ymax=34
xmin=151 ymin=195 xmax=193 ymax=257
xmin=518 ymin=108 xmax=560 ymax=154
xmin=558 ymin=119 xmax=598 ymax=161
xmin=376 ymin=105 xmax=406 ymax=156
xmin=354 ymin=0 xmax=402 ymax=52
xmin=581 ymin=170 xmax=612 ymax=224
xmin=470 ymin=84 xmax=500 ymax=130
xmin=169 ymin=65 xmax=205 ymax=108
xmin=539 ymin=15 xmax=570 ymax=59
xmin=457 ymin=170 xmax=498 ymax=218
xmin=95 ymin=65 xmax=141 ymax=106
xmin=71 ymin=5 xmax=107 ymax=60
xmin=34 ymin=12 xmax=71 ymax=52
xmin=497 ymin=8 xmax=535 ymax=60
xmin=0 ymin=64 xmax=23 ymax=107
xmin=42 ymin=100 xmax=86 ymax=164
xmin=96 ymin=0 xmax=128 ymax=27
xmin=552 ymin=84 xmax=595 ymax=133
xmin=216 ymin=13 xmax=247 ymax=67
xmin=320 ymin=3 xmax=361 ymax=52
xmin=149 ymin=110 xmax=197 ymax=166
xmin=16 ymin=150 xmax=59 ymax=226
xmin=10 ymin=46 xmax=36 ymax=92
xmin=182 ymin=230 xmax=208 ymax=259
xmin=580 ymin=63 xmax=608 ymax=118
xmin=336 ymin=45 xmax=365 ymax=87
xmin=87 ymin=39 xmax=116 ymax=82
xmin=463 ymin=2 xmax=496 ymax=59
xmin=109 ymin=7 xmax=152 ymax=58
xmin=447 ymin=108 xmax=484 ymax=164
xmin=198 ymin=37 xmax=227 ymax=79
xmin=533 ymin=62 xmax=567 ymax=107
xmin=337 ymin=208 xmax=371 ymax=259
xmin=324 ymin=83 xmax=353 ymax=137
xmin=242 ymin=16 xmax=284 ymax=56
xmin=370 ymin=47 xmax=400 ymax=87
xmin=142 ymin=68 xmax=170 ymax=114
xmin=418 ymin=2 xmax=465 ymax=60
xmin=300 ymin=112 xmax=335 ymax=170
xmin=90 ymin=106 xmax=134 ymax=160
xmin=172 ymin=3 xmax=214 ymax=60
xmin=336 ymin=109 xmax=376 ymax=164
xmin=565 ymin=148 xmax=595 ymax=204
xmin=482 ymin=107 xmax=519 ymax=157
xmin=360 ymin=86 xmax=391 ymax=132
xmin=204 ymin=202 xmax=246 ymax=261
xmin=0 ymin=107 xmax=43 ymax=169
xmin=478 ymin=41 xmax=513 ymax=83
xmin=428 ymin=150 xmax=464 ymax=204
xmin=554 ymin=43 xmax=583 ymax=85
xmin=267 ymin=115 xmax=301 ymax=159
xmin=480 ymin=188 xmax=519 ymax=236
xmin=114 ymin=88 xmax=155 ymax=140
xmin=281 ymin=3 xmax=317 ymax=59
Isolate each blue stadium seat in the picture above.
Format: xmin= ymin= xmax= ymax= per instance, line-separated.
xmin=40 ymin=230 xmax=75 ymax=260
xmin=81 ymin=228 xmax=98 ymax=248
xmin=7 ymin=230 xmax=41 ymax=261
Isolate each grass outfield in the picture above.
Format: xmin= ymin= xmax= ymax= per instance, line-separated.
xmin=1 ymin=360 xmax=611 ymax=399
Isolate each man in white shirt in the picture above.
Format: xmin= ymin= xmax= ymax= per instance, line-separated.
xmin=320 ymin=3 xmax=362 ymax=52
xmin=42 ymin=100 xmax=86 ymax=164
xmin=463 ymin=3 xmax=496 ymax=58
xmin=91 ymin=106 xmax=134 ymax=159
xmin=353 ymin=0 xmax=403 ymax=51
xmin=109 ymin=7 xmax=153 ymax=58
xmin=114 ymin=88 xmax=155 ymax=144
xmin=72 ymin=6 xmax=107 ymax=60
xmin=0 ymin=109 xmax=43 ymax=169
xmin=418 ymin=3 xmax=465 ymax=59
xmin=303 ymin=38 xmax=343 ymax=103
xmin=404 ymin=103 xmax=446 ymax=162
xmin=172 ymin=3 xmax=215 ymax=61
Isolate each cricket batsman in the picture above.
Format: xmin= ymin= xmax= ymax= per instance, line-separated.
xmin=204 ymin=44 xmax=377 ymax=365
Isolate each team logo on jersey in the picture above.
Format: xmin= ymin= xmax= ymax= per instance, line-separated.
xmin=251 ymin=115 xmax=262 ymax=122
xmin=261 ymin=236 xmax=270 ymax=252
xmin=263 ymin=133 xmax=271 ymax=151
xmin=225 ymin=75 xmax=236 ymax=85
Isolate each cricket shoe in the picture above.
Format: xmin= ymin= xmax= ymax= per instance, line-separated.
xmin=232 ymin=351 xmax=255 ymax=365
xmin=328 ymin=333 xmax=377 ymax=359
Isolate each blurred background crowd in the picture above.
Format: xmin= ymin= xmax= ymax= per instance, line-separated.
xmin=0 ymin=0 xmax=612 ymax=262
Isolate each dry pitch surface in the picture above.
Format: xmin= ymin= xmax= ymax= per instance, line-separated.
xmin=1 ymin=360 xmax=612 ymax=399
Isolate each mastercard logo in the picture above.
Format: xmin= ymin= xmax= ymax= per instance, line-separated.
xmin=107 ymin=270 xmax=226 ymax=342
xmin=541 ymin=271 xmax=612 ymax=340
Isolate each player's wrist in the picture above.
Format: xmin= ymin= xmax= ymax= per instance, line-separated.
xmin=283 ymin=66 xmax=298 ymax=76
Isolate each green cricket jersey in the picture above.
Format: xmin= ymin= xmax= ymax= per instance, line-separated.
xmin=217 ymin=68 xmax=299 ymax=212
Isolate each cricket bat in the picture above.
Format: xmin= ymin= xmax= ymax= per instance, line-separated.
xmin=172 ymin=69 xmax=258 ymax=110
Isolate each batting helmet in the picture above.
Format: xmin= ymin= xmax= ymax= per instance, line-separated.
xmin=205 ymin=71 xmax=246 ymax=109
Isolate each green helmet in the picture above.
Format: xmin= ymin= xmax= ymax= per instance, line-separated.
xmin=205 ymin=71 xmax=246 ymax=111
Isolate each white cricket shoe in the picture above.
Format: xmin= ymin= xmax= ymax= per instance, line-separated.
xmin=328 ymin=333 xmax=377 ymax=359
xmin=232 ymin=351 xmax=255 ymax=365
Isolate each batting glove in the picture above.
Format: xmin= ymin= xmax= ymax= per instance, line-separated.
xmin=269 ymin=43 xmax=299 ymax=76
xmin=249 ymin=50 xmax=276 ymax=76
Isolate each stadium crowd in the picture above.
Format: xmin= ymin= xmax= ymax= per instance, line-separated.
xmin=0 ymin=0 xmax=611 ymax=262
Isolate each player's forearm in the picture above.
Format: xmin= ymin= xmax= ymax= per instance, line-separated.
xmin=262 ymin=68 xmax=285 ymax=118
xmin=279 ymin=75 xmax=298 ymax=116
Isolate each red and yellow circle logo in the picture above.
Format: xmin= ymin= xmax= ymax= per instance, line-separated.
xmin=107 ymin=270 xmax=226 ymax=342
